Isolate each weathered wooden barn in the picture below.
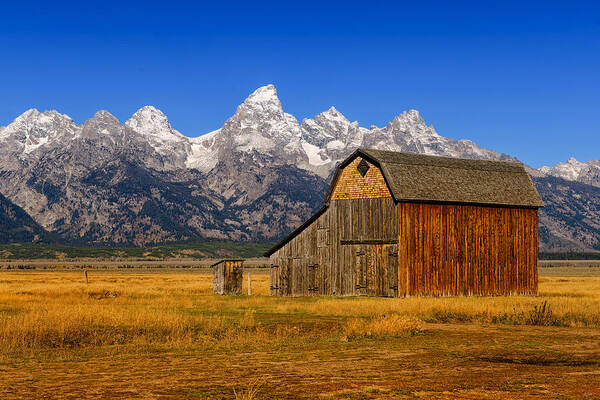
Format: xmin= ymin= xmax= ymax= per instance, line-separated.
xmin=265 ymin=149 xmax=544 ymax=297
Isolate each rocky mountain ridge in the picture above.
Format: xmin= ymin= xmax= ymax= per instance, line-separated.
xmin=0 ymin=192 xmax=51 ymax=244
xmin=539 ymin=158 xmax=600 ymax=188
xmin=0 ymin=85 xmax=598 ymax=251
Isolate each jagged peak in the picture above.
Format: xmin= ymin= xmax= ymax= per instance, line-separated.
xmin=232 ymin=85 xmax=286 ymax=124
xmin=393 ymin=109 xmax=424 ymax=123
xmin=126 ymin=105 xmax=170 ymax=128
xmin=321 ymin=106 xmax=346 ymax=118
xmin=540 ymin=157 xmax=600 ymax=172
xmin=91 ymin=110 xmax=120 ymax=123
xmin=2 ymin=109 xmax=40 ymax=130
xmin=125 ymin=105 xmax=185 ymax=141
xmin=244 ymin=84 xmax=279 ymax=104
xmin=554 ymin=157 xmax=600 ymax=167
xmin=42 ymin=109 xmax=68 ymax=117
xmin=17 ymin=108 xmax=41 ymax=119
xmin=542 ymin=157 xmax=586 ymax=169
xmin=11 ymin=109 xmax=72 ymax=124
xmin=310 ymin=106 xmax=351 ymax=126
xmin=386 ymin=109 xmax=440 ymax=138
xmin=130 ymin=105 xmax=167 ymax=119
xmin=538 ymin=157 xmax=595 ymax=183
xmin=1 ymin=109 xmax=74 ymax=137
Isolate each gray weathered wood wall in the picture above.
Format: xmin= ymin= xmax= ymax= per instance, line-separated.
xmin=270 ymin=197 xmax=398 ymax=296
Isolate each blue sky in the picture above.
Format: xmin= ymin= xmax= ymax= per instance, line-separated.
xmin=0 ymin=1 xmax=598 ymax=167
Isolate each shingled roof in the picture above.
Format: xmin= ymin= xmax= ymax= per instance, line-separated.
xmin=326 ymin=149 xmax=544 ymax=208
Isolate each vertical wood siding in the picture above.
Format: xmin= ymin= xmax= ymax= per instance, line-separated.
xmin=269 ymin=197 xmax=398 ymax=296
xmin=398 ymin=203 xmax=538 ymax=296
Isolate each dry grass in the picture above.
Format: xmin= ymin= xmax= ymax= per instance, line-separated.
xmin=343 ymin=314 xmax=423 ymax=340
xmin=0 ymin=304 xmax=230 ymax=349
xmin=233 ymin=376 xmax=269 ymax=400
xmin=1 ymin=268 xmax=600 ymax=399
xmin=0 ymin=270 xmax=600 ymax=353
xmin=282 ymin=275 xmax=600 ymax=327
xmin=0 ymin=272 xmax=263 ymax=351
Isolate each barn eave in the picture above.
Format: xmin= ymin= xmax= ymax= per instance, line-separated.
xmin=264 ymin=205 xmax=328 ymax=257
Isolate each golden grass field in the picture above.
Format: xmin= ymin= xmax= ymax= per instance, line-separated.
xmin=1 ymin=266 xmax=600 ymax=399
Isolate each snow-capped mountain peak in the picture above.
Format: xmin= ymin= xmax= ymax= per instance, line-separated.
xmin=302 ymin=107 xmax=358 ymax=139
xmin=244 ymin=84 xmax=279 ymax=104
xmin=234 ymin=84 xmax=290 ymax=124
xmin=322 ymin=105 xmax=345 ymax=117
xmin=81 ymin=110 xmax=122 ymax=140
xmin=125 ymin=105 xmax=184 ymax=142
xmin=316 ymin=106 xmax=354 ymax=126
xmin=539 ymin=157 xmax=600 ymax=186
xmin=388 ymin=110 xmax=438 ymax=138
xmin=0 ymin=109 xmax=78 ymax=155
xmin=539 ymin=158 xmax=586 ymax=180
xmin=211 ymin=84 xmax=304 ymax=160
xmin=92 ymin=110 xmax=119 ymax=121
xmin=7 ymin=109 xmax=74 ymax=130
xmin=12 ymin=108 xmax=41 ymax=123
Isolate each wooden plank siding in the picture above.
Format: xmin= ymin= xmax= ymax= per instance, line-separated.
xmin=269 ymin=197 xmax=398 ymax=296
xmin=397 ymin=203 xmax=538 ymax=296
xmin=213 ymin=260 xmax=243 ymax=295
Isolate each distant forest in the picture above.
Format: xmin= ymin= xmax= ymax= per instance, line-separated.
xmin=0 ymin=243 xmax=598 ymax=261
xmin=0 ymin=242 xmax=272 ymax=260
xmin=539 ymin=252 xmax=600 ymax=260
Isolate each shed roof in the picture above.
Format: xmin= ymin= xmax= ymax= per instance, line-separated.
xmin=326 ymin=149 xmax=544 ymax=208
xmin=210 ymin=259 xmax=244 ymax=268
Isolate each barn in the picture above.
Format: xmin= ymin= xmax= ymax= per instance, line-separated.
xmin=265 ymin=148 xmax=544 ymax=297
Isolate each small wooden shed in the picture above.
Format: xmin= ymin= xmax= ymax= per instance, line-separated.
xmin=212 ymin=259 xmax=244 ymax=295
xmin=265 ymin=149 xmax=544 ymax=297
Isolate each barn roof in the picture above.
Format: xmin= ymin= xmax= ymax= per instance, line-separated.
xmin=265 ymin=149 xmax=543 ymax=257
xmin=326 ymin=149 xmax=545 ymax=208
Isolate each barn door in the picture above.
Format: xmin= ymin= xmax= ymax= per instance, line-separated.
xmin=354 ymin=246 xmax=368 ymax=296
xmin=366 ymin=248 xmax=377 ymax=296
xmin=370 ymin=245 xmax=396 ymax=297
xmin=270 ymin=262 xmax=280 ymax=296
xmin=279 ymin=258 xmax=291 ymax=296
xmin=308 ymin=263 xmax=319 ymax=295
xmin=292 ymin=258 xmax=311 ymax=296
xmin=350 ymin=243 xmax=398 ymax=297
xmin=355 ymin=244 xmax=399 ymax=297
xmin=386 ymin=245 xmax=399 ymax=297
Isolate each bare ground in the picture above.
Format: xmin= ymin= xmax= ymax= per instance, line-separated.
xmin=1 ymin=323 xmax=599 ymax=399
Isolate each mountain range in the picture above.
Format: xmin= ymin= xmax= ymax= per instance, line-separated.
xmin=0 ymin=84 xmax=598 ymax=251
